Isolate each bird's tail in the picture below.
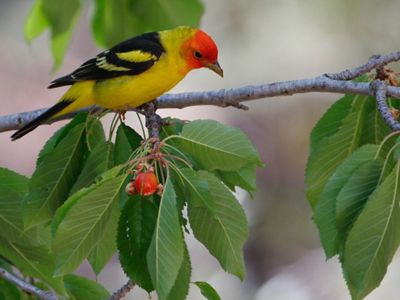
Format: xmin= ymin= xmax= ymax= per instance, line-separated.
xmin=11 ymin=99 xmax=74 ymax=140
xmin=11 ymin=81 xmax=95 ymax=140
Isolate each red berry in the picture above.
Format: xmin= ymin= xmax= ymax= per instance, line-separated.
xmin=134 ymin=172 xmax=158 ymax=196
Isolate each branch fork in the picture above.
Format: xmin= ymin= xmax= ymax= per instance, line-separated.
xmin=372 ymin=79 xmax=400 ymax=131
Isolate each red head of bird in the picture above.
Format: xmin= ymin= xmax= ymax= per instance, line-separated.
xmin=181 ymin=29 xmax=223 ymax=77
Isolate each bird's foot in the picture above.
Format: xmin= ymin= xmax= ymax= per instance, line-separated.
xmin=113 ymin=109 xmax=127 ymax=121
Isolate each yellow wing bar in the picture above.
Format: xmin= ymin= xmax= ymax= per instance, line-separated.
xmin=116 ymin=51 xmax=158 ymax=63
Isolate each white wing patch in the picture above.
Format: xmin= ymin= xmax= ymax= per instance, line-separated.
xmin=96 ymin=56 xmax=131 ymax=72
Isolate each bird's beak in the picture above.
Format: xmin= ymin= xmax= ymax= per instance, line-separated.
xmin=206 ymin=61 xmax=224 ymax=77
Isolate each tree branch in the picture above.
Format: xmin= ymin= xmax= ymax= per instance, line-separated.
xmin=325 ymin=51 xmax=400 ymax=80
xmin=1 ymin=51 xmax=400 ymax=134
xmin=108 ymin=280 xmax=135 ymax=300
xmin=139 ymin=102 xmax=163 ymax=140
xmin=0 ymin=267 xmax=57 ymax=300
xmin=372 ymin=79 xmax=400 ymax=131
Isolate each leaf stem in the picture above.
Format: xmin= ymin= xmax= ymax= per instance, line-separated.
xmin=136 ymin=112 xmax=147 ymax=140
xmin=108 ymin=113 xmax=119 ymax=141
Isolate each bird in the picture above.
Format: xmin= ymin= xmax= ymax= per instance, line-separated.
xmin=11 ymin=26 xmax=223 ymax=140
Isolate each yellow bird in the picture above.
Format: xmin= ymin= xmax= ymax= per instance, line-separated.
xmin=11 ymin=26 xmax=223 ymax=140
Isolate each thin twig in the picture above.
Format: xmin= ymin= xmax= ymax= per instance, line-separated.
xmin=372 ymin=80 xmax=400 ymax=131
xmin=2 ymin=51 xmax=400 ymax=134
xmin=325 ymin=51 xmax=400 ymax=80
xmin=0 ymin=267 xmax=57 ymax=300
xmin=108 ymin=280 xmax=135 ymax=300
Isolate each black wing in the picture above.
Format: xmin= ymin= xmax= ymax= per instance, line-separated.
xmin=48 ymin=32 xmax=165 ymax=88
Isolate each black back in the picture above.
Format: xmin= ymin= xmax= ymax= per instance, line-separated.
xmin=48 ymin=32 xmax=165 ymax=88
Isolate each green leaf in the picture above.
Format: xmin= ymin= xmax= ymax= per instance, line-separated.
xmin=86 ymin=118 xmax=106 ymax=152
xmin=49 ymin=24 xmax=76 ymax=70
xmin=51 ymin=184 xmax=93 ymax=238
xmin=114 ymin=123 xmax=142 ymax=165
xmin=179 ymin=168 xmax=215 ymax=214
xmin=166 ymin=246 xmax=191 ymax=300
xmin=52 ymin=171 xmax=127 ymax=276
xmin=0 ymin=168 xmax=32 ymax=243
xmin=36 ymin=127 xmax=65 ymax=168
xmin=24 ymin=123 xmax=86 ymax=228
xmin=342 ymin=163 xmax=400 ymax=300
xmin=306 ymin=96 xmax=368 ymax=209
xmin=118 ymin=176 xmax=131 ymax=209
xmin=170 ymin=171 xmax=190 ymax=232
xmin=88 ymin=205 xmax=120 ymax=275
xmin=0 ymin=258 xmax=13 ymax=271
xmin=393 ymin=137 xmax=400 ymax=160
xmin=91 ymin=0 xmax=142 ymax=48
xmin=70 ymin=141 xmax=114 ymax=195
xmin=34 ymin=223 xmax=52 ymax=249
xmin=64 ymin=274 xmax=110 ymax=300
xmin=310 ymin=94 xmax=353 ymax=152
xmin=194 ymin=281 xmax=221 ymax=300
xmin=147 ymin=176 xmax=184 ymax=300
xmin=216 ymin=164 xmax=257 ymax=194
xmin=114 ymin=123 xmax=143 ymax=207
xmin=359 ymin=101 xmax=395 ymax=176
xmin=36 ymin=112 xmax=88 ymax=168
xmin=314 ymin=144 xmax=380 ymax=258
xmin=0 ymin=262 xmax=25 ymax=300
xmin=24 ymin=0 xmax=49 ymax=42
xmin=359 ymin=98 xmax=392 ymax=147
xmin=118 ymin=196 xmax=158 ymax=292
xmin=42 ymin=0 xmax=81 ymax=70
xmin=174 ymin=120 xmax=262 ymax=171
xmin=336 ymin=160 xmax=383 ymax=236
xmin=160 ymin=118 xmax=185 ymax=139
xmin=54 ymin=113 xmax=89 ymax=145
xmin=0 ymin=277 xmax=21 ymax=300
xmin=138 ymin=0 xmax=204 ymax=31
xmin=25 ymin=0 xmax=82 ymax=69
xmin=91 ymin=0 xmax=203 ymax=48
xmin=187 ymin=171 xmax=248 ymax=279
xmin=0 ymin=237 xmax=66 ymax=295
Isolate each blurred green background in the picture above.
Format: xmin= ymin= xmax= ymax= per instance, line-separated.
xmin=1 ymin=1 xmax=400 ymax=299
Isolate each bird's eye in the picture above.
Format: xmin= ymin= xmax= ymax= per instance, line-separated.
xmin=194 ymin=51 xmax=202 ymax=59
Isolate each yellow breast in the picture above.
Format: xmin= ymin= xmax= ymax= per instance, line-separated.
xmin=92 ymin=28 xmax=195 ymax=109
xmin=92 ymin=57 xmax=185 ymax=109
